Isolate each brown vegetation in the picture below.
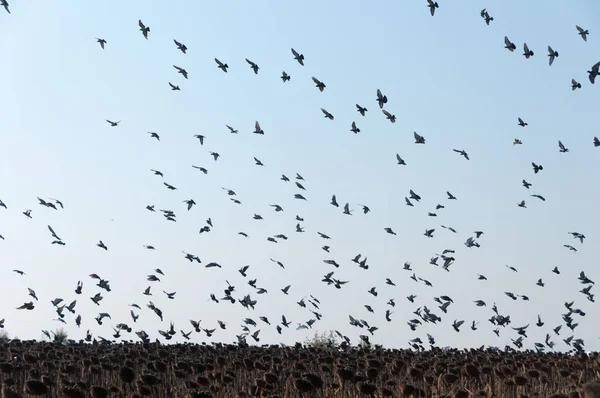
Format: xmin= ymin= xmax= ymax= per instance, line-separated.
xmin=0 ymin=340 xmax=598 ymax=397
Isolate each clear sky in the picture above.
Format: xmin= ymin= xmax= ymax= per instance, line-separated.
xmin=0 ymin=1 xmax=598 ymax=351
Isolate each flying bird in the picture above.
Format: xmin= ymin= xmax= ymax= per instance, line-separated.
xmin=311 ymin=77 xmax=326 ymax=92
xmin=547 ymin=46 xmax=559 ymax=66
xmin=173 ymin=65 xmax=188 ymax=79
xmin=427 ymin=0 xmax=439 ymax=16
xmin=138 ymin=20 xmax=150 ymax=39
xmin=95 ymin=38 xmax=106 ymax=49
xmin=174 ymin=39 xmax=187 ymax=53
xmin=588 ymin=61 xmax=600 ymax=84
xmin=504 ymin=36 xmax=516 ymax=52
xmin=246 ymin=59 xmax=259 ymax=74
xmin=576 ymin=25 xmax=589 ymax=42
xmin=523 ymin=43 xmax=534 ymax=58
xmin=291 ymin=48 xmax=304 ymax=65
xmin=321 ymin=108 xmax=334 ymax=120
xmin=215 ymin=58 xmax=229 ymax=73
xmin=281 ymin=71 xmax=290 ymax=82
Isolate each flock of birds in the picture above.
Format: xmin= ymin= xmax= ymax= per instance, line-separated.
xmin=1 ymin=2 xmax=599 ymax=353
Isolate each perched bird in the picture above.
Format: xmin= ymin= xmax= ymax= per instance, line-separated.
xmin=138 ymin=20 xmax=150 ymax=39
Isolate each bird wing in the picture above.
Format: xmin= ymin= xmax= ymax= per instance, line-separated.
xmin=215 ymin=58 xmax=223 ymax=66
xmin=138 ymin=20 xmax=145 ymax=29
xmin=504 ymin=36 xmax=511 ymax=46
xmin=558 ymin=141 xmax=565 ymax=150
xmin=524 ymin=43 xmax=529 ymax=52
xmin=576 ymin=25 xmax=584 ymax=33
xmin=291 ymin=48 xmax=299 ymax=57
xmin=382 ymin=109 xmax=391 ymax=117
xmin=255 ymin=121 xmax=260 ymax=131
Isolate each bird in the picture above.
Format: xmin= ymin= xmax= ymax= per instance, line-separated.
xmin=173 ymin=65 xmax=188 ymax=79
xmin=246 ymin=59 xmax=259 ymax=74
xmin=504 ymin=36 xmax=516 ymax=52
xmin=168 ymin=82 xmax=180 ymax=91
xmin=396 ymin=154 xmax=406 ymax=165
xmin=572 ymin=79 xmax=582 ymax=91
xmin=547 ymin=46 xmax=559 ymax=66
xmin=532 ymin=162 xmax=543 ymax=174
xmin=414 ymin=132 xmax=426 ymax=144
xmin=138 ymin=20 xmax=150 ymax=39
xmin=453 ymin=149 xmax=469 ymax=160
xmin=253 ymin=121 xmax=264 ymax=135
xmin=356 ymin=104 xmax=367 ymax=116
xmin=174 ymin=39 xmax=187 ymax=53
xmin=215 ymin=58 xmax=229 ymax=73
xmin=281 ymin=71 xmax=290 ymax=82
xmin=382 ymin=109 xmax=396 ymax=123
xmin=427 ymin=0 xmax=439 ymax=16
xmin=106 ymin=120 xmax=120 ymax=127
xmin=480 ymin=8 xmax=493 ymax=25
xmin=576 ymin=25 xmax=589 ymax=42
xmin=518 ymin=117 xmax=528 ymax=127
xmin=321 ymin=108 xmax=334 ymax=120
xmin=523 ymin=43 xmax=534 ymax=58
xmin=376 ymin=89 xmax=388 ymax=109
xmin=558 ymin=141 xmax=569 ymax=153
xmin=350 ymin=121 xmax=360 ymax=134
xmin=594 ymin=137 xmax=600 ymax=147
xmin=311 ymin=77 xmax=326 ymax=92
xmin=193 ymin=135 xmax=205 ymax=145
xmin=291 ymin=48 xmax=304 ymax=65
xmin=588 ymin=61 xmax=600 ymax=84
xmin=148 ymin=132 xmax=160 ymax=141
xmin=95 ymin=38 xmax=106 ymax=49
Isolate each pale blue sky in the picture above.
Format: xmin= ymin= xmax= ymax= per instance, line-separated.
xmin=0 ymin=1 xmax=598 ymax=350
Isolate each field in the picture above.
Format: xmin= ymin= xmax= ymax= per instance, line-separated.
xmin=1 ymin=340 xmax=599 ymax=397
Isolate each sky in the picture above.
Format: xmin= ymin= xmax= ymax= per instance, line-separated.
xmin=0 ymin=1 xmax=599 ymax=351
